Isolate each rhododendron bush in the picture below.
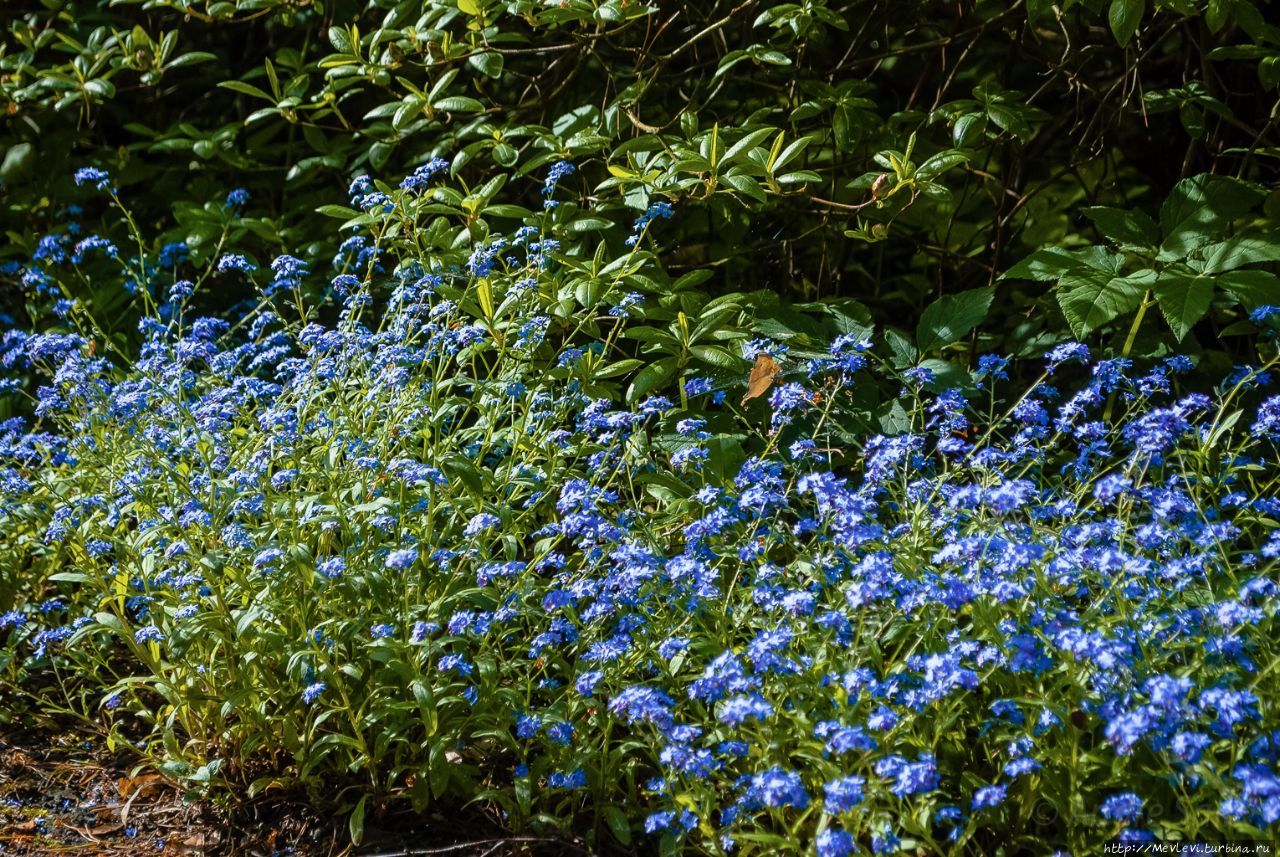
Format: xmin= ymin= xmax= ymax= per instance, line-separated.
xmin=2 ymin=169 xmax=1280 ymax=855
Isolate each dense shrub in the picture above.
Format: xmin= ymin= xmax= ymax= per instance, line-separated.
xmin=3 ymin=0 xmax=1278 ymax=364
xmin=2 ymin=167 xmax=1280 ymax=853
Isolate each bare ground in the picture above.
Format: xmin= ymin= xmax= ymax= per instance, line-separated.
xmin=0 ymin=727 xmax=592 ymax=857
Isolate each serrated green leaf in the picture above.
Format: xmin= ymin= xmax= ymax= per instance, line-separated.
xmin=1056 ymin=270 xmax=1154 ymax=337
xmin=1082 ymin=206 xmax=1158 ymax=250
xmin=916 ymin=286 xmax=993 ymax=353
xmin=1196 ymin=234 xmax=1280 ymax=274
xmin=882 ymin=327 xmax=918 ymax=368
xmin=1002 ymin=246 xmax=1120 ymax=281
xmin=1153 ymin=272 xmax=1214 ymax=340
xmin=1159 ymin=174 xmax=1265 ymax=260
xmin=1218 ymin=269 xmax=1280 ymax=308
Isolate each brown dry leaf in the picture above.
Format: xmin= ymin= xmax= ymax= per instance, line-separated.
xmin=117 ymin=773 xmax=160 ymax=798
xmin=740 ymin=353 xmax=781 ymax=406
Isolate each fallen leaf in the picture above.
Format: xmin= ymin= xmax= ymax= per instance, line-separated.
xmin=740 ymin=353 xmax=781 ymax=406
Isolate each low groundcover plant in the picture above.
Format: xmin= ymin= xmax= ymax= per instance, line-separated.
xmin=2 ymin=166 xmax=1279 ymax=855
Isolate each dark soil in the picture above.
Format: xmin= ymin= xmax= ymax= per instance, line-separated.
xmin=0 ymin=725 xmax=592 ymax=857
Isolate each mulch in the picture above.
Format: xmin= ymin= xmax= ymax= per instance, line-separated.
xmin=0 ymin=726 xmax=591 ymax=857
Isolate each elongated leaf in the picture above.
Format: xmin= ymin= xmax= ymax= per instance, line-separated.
xmin=348 ymin=796 xmax=367 ymax=845
xmin=433 ymin=96 xmax=484 ymax=113
xmin=915 ymin=149 xmax=969 ymax=180
xmin=627 ymin=358 xmax=677 ymax=403
xmin=218 ymin=80 xmax=273 ymax=101
xmin=722 ymin=127 xmax=776 ymax=164
xmin=916 ymin=287 xmax=993 ymax=353
xmin=722 ymin=172 xmax=766 ymax=202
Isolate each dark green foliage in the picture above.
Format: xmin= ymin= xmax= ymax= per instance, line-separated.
xmin=2 ymin=0 xmax=1278 ymax=359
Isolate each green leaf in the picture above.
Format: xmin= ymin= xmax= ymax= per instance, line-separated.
xmin=756 ymin=49 xmax=791 ymax=66
xmin=722 ymin=173 xmax=766 ymax=202
xmin=882 ymin=327 xmax=918 ymax=368
xmin=1153 ymin=272 xmax=1214 ymax=340
xmin=1002 ymin=246 xmax=1120 ymax=281
xmin=596 ymin=358 xmax=643 ymax=379
xmin=327 ymin=26 xmax=352 ymax=53
xmin=1218 ymin=269 xmax=1280 ymax=309
xmin=627 ymin=358 xmax=678 ymax=402
xmin=1082 ymin=206 xmax=1158 ymax=250
xmin=722 ymin=127 xmax=776 ymax=163
xmin=315 ymin=204 xmax=359 ymax=219
xmin=218 ymin=80 xmax=273 ymax=102
xmin=167 ymin=52 xmax=217 ymax=68
xmin=987 ymin=104 xmax=1030 ymax=139
xmin=348 ymin=796 xmax=367 ymax=845
xmin=433 ymin=96 xmax=485 ymax=113
xmin=1056 ymin=270 xmax=1154 ymax=337
xmin=1027 ymin=0 xmax=1054 ymax=20
xmin=428 ymin=740 xmax=450 ymax=798
xmin=952 ymin=112 xmax=986 ymax=146
xmin=919 ymin=358 xmax=976 ymax=393
xmin=468 ymin=51 xmax=504 ymax=79
xmin=1206 ymin=0 xmax=1230 ymax=32
xmin=1159 ymin=174 xmax=1265 ymax=260
xmin=916 ymin=286 xmax=993 ymax=353
xmin=603 ymin=806 xmax=633 ymax=846
xmin=49 ymin=571 xmax=93 ymax=582
xmin=915 ymin=149 xmax=969 ymax=181
xmin=1109 ymin=0 xmax=1144 ymax=47
xmin=1196 ymin=234 xmax=1280 ymax=273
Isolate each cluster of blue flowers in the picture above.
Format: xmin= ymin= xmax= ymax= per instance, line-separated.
xmin=1 ymin=164 xmax=1279 ymax=855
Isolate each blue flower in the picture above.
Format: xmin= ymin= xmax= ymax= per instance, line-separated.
xmin=816 ymin=828 xmax=855 ymax=857
xmin=971 ymin=784 xmax=1007 ymax=811
xmin=1254 ymin=395 xmax=1280 ymax=440
xmin=385 ymin=548 xmax=417 ymax=571
xmin=548 ymin=768 xmax=587 ymax=789
xmin=134 ymin=626 xmax=164 ymax=644
xmin=74 ymin=167 xmax=112 ymax=191
xmin=1046 ymin=341 xmax=1090 ymax=370
xmin=217 ymin=254 xmax=257 ymax=274
xmin=464 ymin=512 xmax=500 ymax=536
xmin=742 ymin=767 xmax=809 ymax=809
xmin=823 ymin=776 xmax=865 ymax=813
xmin=717 ymin=693 xmax=773 ymax=725
xmin=609 ymin=685 xmax=675 ymax=731
xmin=1100 ymin=792 xmax=1143 ymax=823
